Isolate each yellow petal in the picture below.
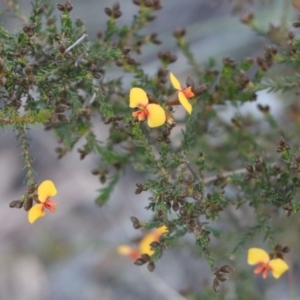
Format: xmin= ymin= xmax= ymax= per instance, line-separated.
xmin=139 ymin=232 xmax=157 ymax=256
xmin=147 ymin=104 xmax=166 ymax=128
xmin=38 ymin=180 xmax=57 ymax=203
xmin=28 ymin=204 xmax=45 ymax=224
xmin=269 ymin=259 xmax=289 ymax=278
xmin=117 ymin=245 xmax=134 ymax=256
xmin=178 ymin=92 xmax=192 ymax=114
xmin=169 ymin=72 xmax=182 ymax=90
xmin=247 ymin=248 xmax=270 ymax=265
xmin=129 ymin=88 xmax=148 ymax=108
xmin=154 ymin=225 xmax=168 ymax=236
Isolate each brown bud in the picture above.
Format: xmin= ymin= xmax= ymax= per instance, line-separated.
xmin=293 ymin=21 xmax=300 ymax=28
xmin=132 ymin=0 xmax=141 ymax=5
xmin=254 ymin=162 xmax=263 ymax=172
xmin=186 ymin=77 xmax=195 ymax=88
xmin=26 ymin=186 xmax=36 ymax=194
xmin=191 ymin=211 xmax=200 ymax=218
xmin=279 ymin=137 xmax=286 ymax=147
xmin=91 ymin=169 xmax=100 ymax=175
xmin=115 ymin=59 xmax=123 ymax=67
xmin=99 ymin=175 xmax=106 ymax=184
xmin=130 ymin=216 xmax=139 ymax=224
xmin=282 ymin=246 xmax=291 ymax=253
xmin=55 ymin=104 xmax=69 ymax=113
xmin=57 ymin=114 xmax=69 ymax=122
xmin=23 ymin=197 xmax=33 ymax=211
xmin=212 ymin=277 xmax=221 ymax=293
xmin=9 ymin=200 xmax=23 ymax=208
xmin=245 ymin=163 xmax=254 ymax=173
xmin=58 ymin=44 xmax=66 ymax=53
xmin=134 ymin=258 xmax=146 ymax=266
xmin=219 ymin=265 xmax=234 ymax=273
xmin=104 ymin=7 xmax=112 ymax=16
xmin=240 ymin=12 xmax=254 ymax=25
xmin=64 ymin=52 xmax=73 ymax=60
xmin=112 ymin=2 xmax=120 ymax=10
xmin=288 ymin=31 xmax=295 ymax=40
xmin=65 ymin=0 xmax=73 ymax=12
xmin=147 ymin=261 xmax=155 ymax=272
xmin=147 ymin=243 xmax=159 ymax=254
xmin=188 ymin=220 xmax=196 ymax=227
xmin=140 ymin=254 xmax=151 ymax=262
xmin=179 ymin=207 xmax=187 ymax=216
xmin=180 ymin=187 xmax=189 ymax=198
xmin=93 ymin=72 xmax=102 ymax=79
xmin=133 ymin=222 xmax=141 ymax=229
xmin=135 ymin=188 xmax=142 ymax=194
xmin=172 ymin=202 xmax=179 ymax=212
xmin=57 ymin=3 xmax=66 ymax=11
xmin=216 ymin=273 xmax=228 ymax=282
xmin=122 ymin=47 xmax=131 ymax=55
xmin=24 ymin=65 xmax=32 ymax=76
xmin=173 ymin=28 xmax=186 ymax=39
xmin=114 ymin=10 xmax=122 ymax=19
xmin=192 ymin=191 xmax=202 ymax=201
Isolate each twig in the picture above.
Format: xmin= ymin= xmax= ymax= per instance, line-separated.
xmin=181 ymin=152 xmax=198 ymax=181
xmin=204 ymin=168 xmax=247 ymax=184
xmin=16 ymin=126 xmax=35 ymax=185
xmin=65 ymin=33 xmax=88 ymax=52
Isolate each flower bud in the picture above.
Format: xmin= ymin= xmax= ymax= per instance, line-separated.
xmin=147 ymin=261 xmax=155 ymax=272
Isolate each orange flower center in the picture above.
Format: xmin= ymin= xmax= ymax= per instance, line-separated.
xmin=254 ymin=261 xmax=273 ymax=279
xmin=129 ymin=249 xmax=140 ymax=261
xmin=182 ymin=86 xmax=194 ymax=99
xmin=132 ymin=104 xmax=149 ymax=121
xmin=43 ymin=198 xmax=57 ymax=213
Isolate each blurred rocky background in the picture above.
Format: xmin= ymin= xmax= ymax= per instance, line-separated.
xmin=0 ymin=0 xmax=299 ymax=299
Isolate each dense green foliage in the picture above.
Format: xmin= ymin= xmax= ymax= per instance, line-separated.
xmin=3 ymin=0 xmax=300 ymax=296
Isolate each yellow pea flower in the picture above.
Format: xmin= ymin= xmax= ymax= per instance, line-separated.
xmin=169 ymin=72 xmax=195 ymax=114
xmin=138 ymin=225 xmax=168 ymax=256
xmin=28 ymin=180 xmax=57 ymax=224
xmin=118 ymin=225 xmax=168 ymax=260
xmin=129 ymin=87 xmax=166 ymax=128
xmin=248 ymin=248 xmax=289 ymax=279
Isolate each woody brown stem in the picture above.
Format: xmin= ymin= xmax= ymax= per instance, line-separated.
xmin=165 ymin=92 xmax=180 ymax=106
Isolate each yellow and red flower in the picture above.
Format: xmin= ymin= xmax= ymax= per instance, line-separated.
xmin=247 ymin=248 xmax=289 ymax=279
xmin=129 ymin=87 xmax=166 ymax=128
xmin=169 ymin=72 xmax=195 ymax=114
xmin=28 ymin=180 xmax=57 ymax=224
xmin=118 ymin=225 xmax=168 ymax=260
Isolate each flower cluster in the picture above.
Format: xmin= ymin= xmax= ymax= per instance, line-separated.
xmin=129 ymin=72 xmax=195 ymax=128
